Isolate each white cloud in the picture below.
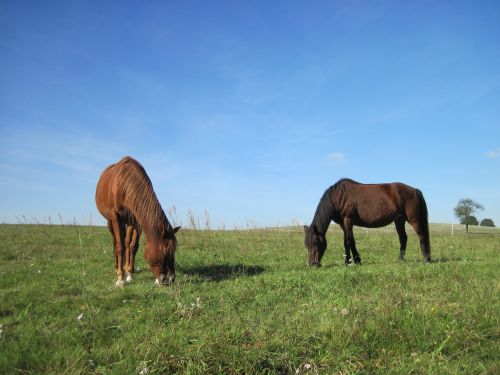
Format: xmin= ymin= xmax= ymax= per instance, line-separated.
xmin=326 ymin=152 xmax=346 ymax=162
xmin=485 ymin=149 xmax=500 ymax=159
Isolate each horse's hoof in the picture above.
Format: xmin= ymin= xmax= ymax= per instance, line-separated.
xmin=115 ymin=279 xmax=124 ymax=287
xmin=126 ymin=274 xmax=133 ymax=283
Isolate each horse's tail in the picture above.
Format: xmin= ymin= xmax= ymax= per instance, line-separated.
xmin=416 ymin=189 xmax=431 ymax=260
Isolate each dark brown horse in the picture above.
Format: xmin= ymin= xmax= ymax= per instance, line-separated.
xmin=95 ymin=156 xmax=180 ymax=287
xmin=304 ymin=179 xmax=431 ymax=266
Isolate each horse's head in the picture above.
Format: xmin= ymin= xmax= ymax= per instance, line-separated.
xmin=304 ymin=225 xmax=327 ymax=267
xmin=146 ymin=226 xmax=181 ymax=285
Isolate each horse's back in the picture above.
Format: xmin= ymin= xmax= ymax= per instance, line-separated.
xmin=379 ymin=182 xmax=425 ymax=223
xmin=344 ymin=180 xmax=417 ymax=200
xmin=333 ymin=179 xmax=422 ymax=227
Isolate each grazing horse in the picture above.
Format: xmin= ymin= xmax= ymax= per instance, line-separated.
xmin=304 ymin=179 xmax=431 ymax=266
xmin=95 ymin=156 xmax=180 ymax=286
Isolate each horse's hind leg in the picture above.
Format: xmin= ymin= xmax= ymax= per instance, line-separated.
xmin=408 ymin=220 xmax=431 ymax=262
xmin=109 ymin=212 xmax=126 ymax=287
xmin=131 ymin=227 xmax=140 ymax=273
xmin=395 ymin=217 xmax=408 ymax=261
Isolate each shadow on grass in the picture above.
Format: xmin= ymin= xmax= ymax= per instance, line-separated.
xmin=431 ymin=257 xmax=464 ymax=263
xmin=321 ymin=257 xmax=466 ymax=267
xmin=179 ymin=263 xmax=265 ymax=282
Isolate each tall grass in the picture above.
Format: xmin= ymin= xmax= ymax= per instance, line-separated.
xmin=0 ymin=223 xmax=498 ymax=374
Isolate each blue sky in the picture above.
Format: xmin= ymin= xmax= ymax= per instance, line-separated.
xmin=1 ymin=1 xmax=499 ymax=228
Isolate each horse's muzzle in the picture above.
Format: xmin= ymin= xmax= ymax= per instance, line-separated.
xmin=155 ymin=273 xmax=175 ymax=286
xmin=166 ymin=274 xmax=175 ymax=284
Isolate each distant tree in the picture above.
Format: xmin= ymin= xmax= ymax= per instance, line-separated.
xmin=480 ymin=218 xmax=495 ymax=227
xmin=454 ymin=198 xmax=484 ymax=233
xmin=460 ymin=215 xmax=478 ymax=226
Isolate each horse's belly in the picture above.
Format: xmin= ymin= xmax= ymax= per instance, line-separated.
xmin=355 ymin=206 xmax=398 ymax=228
xmin=357 ymin=217 xmax=395 ymax=228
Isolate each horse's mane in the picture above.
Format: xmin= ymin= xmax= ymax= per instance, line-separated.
xmin=312 ymin=179 xmax=358 ymax=234
xmin=332 ymin=178 xmax=358 ymax=189
xmin=312 ymin=185 xmax=336 ymax=235
xmin=115 ymin=157 xmax=173 ymax=240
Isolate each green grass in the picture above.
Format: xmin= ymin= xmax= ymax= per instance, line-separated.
xmin=0 ymin=223 xmax=498 ymax=374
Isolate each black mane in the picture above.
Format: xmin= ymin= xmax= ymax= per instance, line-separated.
xmin=333 ymin=178 xmax=357 ymax=189
xmin=311 ymin=185 xmax=336 ymax=235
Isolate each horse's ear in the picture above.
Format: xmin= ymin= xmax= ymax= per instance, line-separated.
xmin=303 ymin=225 xmax=309 ymax=233
xmin=173 ymin=226 xmax=181 ymax=233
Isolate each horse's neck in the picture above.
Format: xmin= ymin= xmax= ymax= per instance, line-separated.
xmin=312 ymin=215 xmax=330 ymax=236
xmin=312 ymin=193 xmax=334 ymax=235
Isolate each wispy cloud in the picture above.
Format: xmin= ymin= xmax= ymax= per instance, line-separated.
xmin=326 ymin=152 xmax=346 ymax=162
xmin=485 ymin=148 xmax=500 ymax=159
xmin=464 ymin=76 xmax=500 ymax=105
xmin=0 ymin=126 xmax=127 ymax=182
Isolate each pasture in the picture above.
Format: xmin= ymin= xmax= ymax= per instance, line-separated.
xmin=0 ymin=223 xmax=498 ymax=374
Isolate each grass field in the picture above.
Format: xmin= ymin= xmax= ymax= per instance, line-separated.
xmin=0 ymin=223 xmax=499 ymax=374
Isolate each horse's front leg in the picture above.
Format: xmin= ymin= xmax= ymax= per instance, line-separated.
xmin=343 ymin=220 xmax=361 ymax=265
xmin=110 ymin=213 xmax=126 ymax=287
xmin=341 ymin=224 xmax=352 ymax=265
xmin=127 ymin=226 xmax=140 ymax=283
xmin=350 ymin=233 xmax=361 ymax=264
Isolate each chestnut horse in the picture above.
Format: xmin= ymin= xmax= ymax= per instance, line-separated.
xmin=95 ymin=156 xmax=180 ymax=286
xmin=304 ymin=179 xmax=431 ymax=266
